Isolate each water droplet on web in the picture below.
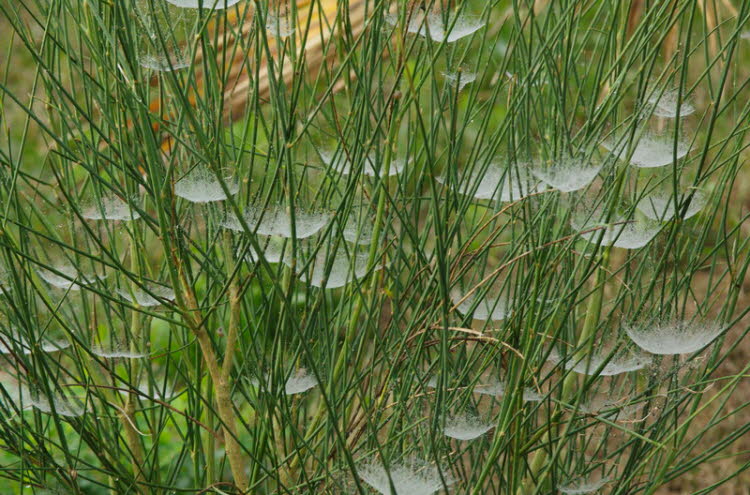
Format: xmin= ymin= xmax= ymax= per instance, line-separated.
xmin=0 ymin=267 xmax=10 ymax=295
xmin=451 ymin=290 xmax=508 ymax=321
xmin=175 ymin=166 xmax=240 ymax=203
xmin=577 ymin=396 xmax=640 ymax=420
xmin=602 ymin=133 xmax=690 ymax=168
xmin=139 ymin=53 xmax=191 ymax=72
xmin=265 ymin=12 xmax=295 ymax=38
xmin=0 ymin=380 xmax=27 ymax=410
xmin=90 ymin=342 xmax=146 ymax=359
xmin=623 ymin=320 xmax=724 ymax=355
xmin=559 ymin=476 xmax=610 ymax=494
xmin=243 ymin=236 xmax=287 ymax=264
xmin=647 ymin=89 xmax=695 ymax=119
xmin=635 ymin=190 xmax=706 ymax=221
xmin=222 ymin=205 xmax=331 ymax=239
xmin=341 ymin=210 xmax=374 ymax=245
xmin=117 ymin=284 xmax=175 ymax=307
xmin=120 ymin=379 xmax=179 ymax=402
xmin=437 ymin=163 xmax=544 ymax=203
xmin=37 ymin=264 xmax=91 ymax=291
xmin=443 ymin=413 xmax=493 ymax=441
xmin=441 ymin=15 xmax=486 ymax=43
xmin=473 ymin=377 xmax=505 ymax=397
xmin=321 ymin=150 xmax=407 ymax=177
xmin=425 ymin=375 xmax=439 ymax=389
xmin=39 ymin=340 xmax=71 ymax=353
xmin=387 ymin=9 xmax=485 ymax=43
xmin=30 ymin=388 xmax=88 ymax=418
xmin=571 ymin=215 xmax=662 ymax=249
xmin=549 ymin=347 xmax=651 ymax=376
xmin=522 ymin=388 xmax=543 ymax=402
xmin=164 ymin=0 xmax=241 ymax=8
xmin=82 ymin=194 xmax=141 ymax=221
xmin=530 ymin=157 xmax=603 ymax=193
xmin=0 ymin=329 xmax=70 ymax=355
xmin=442 ymin=70 xmax=477 ymax=91
xmin=289 ymin=249 xmax=375 ymax=289
xmin=473 ymin=378 xmax=541 ymax=402
xmin=358 ymin=458 xmax=454 ymax=495
xmin=284 ymin=368 xmax=318 ymax=395
xmin=136 ymin=0 xmax=200 ymax=72
xmin=0 ymin=334 xmax=24 ymax=354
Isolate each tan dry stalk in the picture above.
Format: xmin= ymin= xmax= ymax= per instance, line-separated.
xmin=662 ymin=10 xmax=680 ymax=62
xmin=152 ymin=0 xmax=366 ymax=126
xmin=177 ymin=267 xmax=250 ymax=492
xmin=720 ymin=0 xmax=738 ymax=17
xmin=224 ymin=0 xmax=368 ymax=119
xmin=122 ymin=238 xmax=148 ymax=493
xmin=121 ymin=398 xmax=147 ymax=489
xmin=697 ymin=0 xmax=720 ymax=65
xmin=627 ymin=0 xmax=645 ymax=38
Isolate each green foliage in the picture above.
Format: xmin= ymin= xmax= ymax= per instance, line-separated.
xmin=1 ymin=0 xmax=749 ymax=493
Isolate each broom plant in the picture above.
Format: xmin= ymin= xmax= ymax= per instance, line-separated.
xmin=1 ymin=0 xmax=750 ymax=493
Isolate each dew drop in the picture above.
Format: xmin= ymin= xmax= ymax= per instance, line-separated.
xmin=437 ymin=163 xmax=544 ymax=203
xmin=647 ymin=89 xmax=695 ymax=119
xmin=139 ymin=53 xmax=191 ymax=72
xmin=390 ymin=10 xmax=485 ymax=43
xmin=174 ymin=166 xmax=239 ymax=203
xmin=635 ymin=190 xmax=706 ymax=221
xmin=341 ymin=212 xmax=374 ymax=246
xmin=135 ymin=0 xmax=198 ymax=72
xmin=530 ymin=158 xmax=602 ymax=193
xmin=265 ymin=12 xmax=295 ymax=38
xmin=559 ymin=476 xmax=610 ymax=494
xmin=571 ymin=215 xmax=662 ymax=249
xmin=284 ymin=368 xmax=318 ymax=395
xmin=30 ymin=389 xmax=87 ymax=418
xmin=82 ymin=194 xmax=141 ymax=221
xmin=443 ymin=413 xmax=493 ymax=441
xmin=120 ymin=380 xmax=178 ymax=402
xmin=243 ymin=236 xmax=287 ymax=264
xmin=549 ymin=347 xmax=651 ymax=376
xmin=522 ymin=388 xmax=543 ymax=402
xmin=473 ymin=377 xmax=505 ymax=397
xmin=117 ymin=284 xmax=175 ymax=307
xmin=451 ymin=290 xmax=508 ymax=321
xmin=442 ymin=70 xmax=477 ymax=91
xmin=90 ymin=343 xmax=146 ymax=359
xmin=602 ymin=133 xmax=690 ymax=168
xmin=358 ymin=459 xmax=453 ymax=495
xmin=0 ymin=330 xmax=70 ymax=355
xmin=321 ymin=150 xmax=407 ymax=177
xmin=289 ymin=249 xmax=375 ymax=289
xmin=623 ymin=320 xmax=723 ymax=355
xmin=164 ymin=0 xmax=241 ymax=9
xmin=222 ymin=205 xmax=331 ymax=239
xmin=37 ymin=264 xmax=90 ymax=291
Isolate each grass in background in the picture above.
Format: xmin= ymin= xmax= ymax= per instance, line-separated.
xmin=1 ymin=0 xmax=750 ymax=493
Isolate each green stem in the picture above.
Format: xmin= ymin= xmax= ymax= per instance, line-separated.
xmin=293 ymin=96 xmax=402 ymax=469
xmin=123 ymin=230 xmax=148 ymax=492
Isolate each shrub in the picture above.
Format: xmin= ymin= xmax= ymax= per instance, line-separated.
xmin=1 ymin=0 xmax=749 ymax=493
